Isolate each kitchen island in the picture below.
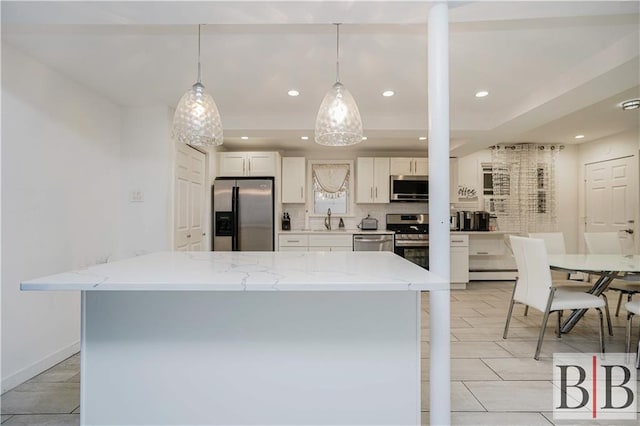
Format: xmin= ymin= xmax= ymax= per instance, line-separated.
xmin=21 ymin=251 xmax=449 ymax=425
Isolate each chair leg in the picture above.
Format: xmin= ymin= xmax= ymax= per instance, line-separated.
xmin=524 ymin=306 xmax=529 ymax=316
xmin=601 ymin=293 xmax=613 ymax=336
xmin=626 ymin=313 xmax=634 ymax=354
xmin=596 ymin=308 xmax=605 ymax=355
xmin=556 ymin=311 xmax=563 ymax=338
xmin=615 ymin=291 xmax=623 ymax=317
xmin=636 ymin=327 xmax=640 ymax=369
xmin=503 ymin=284 xmax=517 ymax=339
xmin=535 ymin=289 xmax=556 ymax=360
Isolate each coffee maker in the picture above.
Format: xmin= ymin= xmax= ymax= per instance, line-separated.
xmin=473 ymin=211 xmax=491 ymax=231
xmin=457 ymin=211 xmax=473 ymax=231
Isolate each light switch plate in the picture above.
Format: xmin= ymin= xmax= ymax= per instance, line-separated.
xmin=129 ymin=190 xmax=144 ymax=202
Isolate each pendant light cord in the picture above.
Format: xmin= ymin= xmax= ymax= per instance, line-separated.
xmin=335 ymin=23 xmax=341 ymax=83
xmin=197 ymin=24 xmax=202 ymax=84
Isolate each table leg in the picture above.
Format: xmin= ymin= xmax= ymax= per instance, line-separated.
xmin=560 ymin=271 xmax=618 ymax=333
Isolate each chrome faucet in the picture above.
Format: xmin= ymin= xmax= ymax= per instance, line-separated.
xmin=324 ymin=208 xmax=332 ymax=230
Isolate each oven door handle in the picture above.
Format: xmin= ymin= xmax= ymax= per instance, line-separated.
xmin=395 ymin=240 xmax=429 ymax=247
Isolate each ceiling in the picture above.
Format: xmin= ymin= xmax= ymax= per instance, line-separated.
xmin=2 ymin=1 xmax=639 ymax=156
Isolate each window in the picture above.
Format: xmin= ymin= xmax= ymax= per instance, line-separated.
xmin=307 ymin=160 xmax=354 ymax=216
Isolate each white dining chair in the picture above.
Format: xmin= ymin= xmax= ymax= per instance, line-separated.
xmin=584 ymin=231 xmax=623 ymax=254
xmin=529 ymin=232 xmax=612 ymax=334
xmin=504 ymin=236 xmax=605 ymax=360
xmin=624 ymin=300 xmax=640 ymax=368
xmin=584 ymin=231 xmax=640 ymax=317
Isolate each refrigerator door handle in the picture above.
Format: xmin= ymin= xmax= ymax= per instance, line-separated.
xmin=232 ymin=186 xmax=239 ymax=251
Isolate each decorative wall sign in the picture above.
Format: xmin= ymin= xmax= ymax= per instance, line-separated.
xmin=457 ymin=185 xmax=478 ymax=200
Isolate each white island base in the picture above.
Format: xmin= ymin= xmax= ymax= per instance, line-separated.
xmin=83 ymin=291 xmax=420 ymax=425
xmin=22 ymin=251 xmax=449 ymax=425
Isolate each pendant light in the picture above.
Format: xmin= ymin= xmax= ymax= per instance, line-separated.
xmin=172 ymin=24 xmax=223 ymax=147
xmin=315 ymin=24 xmax=363 ymax=147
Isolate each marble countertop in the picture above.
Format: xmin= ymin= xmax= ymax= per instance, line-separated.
xmin=280 ymin=229 xmax=394 ymax=235
xmin=21 ymin=251 xmax=447 ymax=292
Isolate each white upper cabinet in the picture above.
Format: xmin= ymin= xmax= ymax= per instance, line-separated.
xmin=281 ymin=157 xmax=306 ymax=203
xmin=356 ymin=157 xmax=390 ymax=203
xmin=218 ymin=152 xmax=278 ymax=177
xmin=389 ymin=157 xmax=428 ymax=176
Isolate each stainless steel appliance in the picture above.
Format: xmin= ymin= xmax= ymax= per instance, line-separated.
xmin=389 ymin=175 xmax=428 ymax=202
xmin=386 ymin=214 xmax=429 ymax=269
xmin=458 ymin=211 xmax=473 ymax=231
xmin=353 ymin=234 xmax=394 ymax=252
xmin=358 ymin=214 xmax=378 ymax=230
xmin=473 ymin=211 xmax=491 ymax=231
xmin=213 ymin=177 xmax=274 ymax=251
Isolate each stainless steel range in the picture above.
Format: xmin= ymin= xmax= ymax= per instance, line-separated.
xmin=386 ymin=214 xmax=429 ymax=269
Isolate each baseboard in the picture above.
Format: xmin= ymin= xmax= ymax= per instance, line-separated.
xmin=1 ymin=341 xmax=80 ymax=393
xmin=469 ymin=270 xmax=517 ymax=281
xmin=450 ymin=283 xmax=467 ymax=290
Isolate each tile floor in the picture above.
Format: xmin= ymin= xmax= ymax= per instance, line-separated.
xmin=2 ymin=281 xmax=639 ymax=425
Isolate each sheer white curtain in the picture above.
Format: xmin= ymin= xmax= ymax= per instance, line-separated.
xmin=491 ymin=144 xmax=561 ymax=233
xmin=312 ymin=163 xmax=350 ymax=198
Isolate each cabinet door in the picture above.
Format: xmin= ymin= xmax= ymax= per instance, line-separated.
xmin=373 ymin=157 xmax=390 ymax=203
xmin=356 ymin=157 xmax=374 ymax=203
xmin=218 ymin=153 xmax=247 ymax=176
xmin=450 ymin=246 xmax=469 ymax=283
xmin=282 ymin=157 xmax=306 ymax=203
xmin=389 ymin=158 xmax=412 ymax=175
xmin=414 ymin=158 xmax=428 ymax=176
xmin=247 ymin=152 xmax=277 ymax=176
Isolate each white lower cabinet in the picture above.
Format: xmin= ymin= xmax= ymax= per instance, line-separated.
xmin=278 ymin=233 xmax=353 ymax=252
xmin=467 ymin=233 xmax=517 ymax=281
xmin=450 ymin=235 xmax=469 ymax=288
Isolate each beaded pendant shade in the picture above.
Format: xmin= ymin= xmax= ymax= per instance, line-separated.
xmin=315 ymin=24 xmax=363 ymax=147
xmin=172 ymin=25 xmax=223 ymax=147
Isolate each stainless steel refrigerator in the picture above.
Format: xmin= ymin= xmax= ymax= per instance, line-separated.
xmin=213 ymin=177 xmax=274 ymax=251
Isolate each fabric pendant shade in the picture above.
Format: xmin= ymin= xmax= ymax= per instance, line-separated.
xmin=172 ymin=24 xmax=223 ymax=147
xmin=315 ymin=24 xmax=363 ymax=147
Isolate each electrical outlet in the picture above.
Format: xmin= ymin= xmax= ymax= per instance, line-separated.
xmin=129 ymin=190 xmax=144 ymax=202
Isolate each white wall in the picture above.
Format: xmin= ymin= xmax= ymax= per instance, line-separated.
xmin=1 ymin=45 xmax=122 ymax=391
xmin=450 ymin=147 xmax=580 ymax=250
xmin=118 ymin=106 xmax=173 ymax=259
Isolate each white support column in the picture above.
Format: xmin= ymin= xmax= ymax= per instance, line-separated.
xmin=428 ymin=2 xmax=451 ymax=425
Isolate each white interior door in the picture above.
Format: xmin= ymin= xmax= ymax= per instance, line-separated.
xmin=174 ymin=143 xmax=206 ymax=251
xmin=585 ymin=156 xmax=637 ymax=251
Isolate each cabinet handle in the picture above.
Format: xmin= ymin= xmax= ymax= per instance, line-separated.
xmin=288 ymin=240 xmax=300 ymax=243
xmin=248 ymin=159 xmax=251 ymax=174
xmin=370 ymin=187 xmax=373 ymax=199
xmin=410 ymin=160 xmax=413 ymax=174
xmin=300 ymin=187 xmax=303 ymax=198
xmin=187 ymin=234 xmax=191 ymax=238
xmin=375 ymin=187 xmax=378 ymax=198
xmin=451 ymin=239 xmax=464 ymax=243
xmin=476 ymin=251 xmax=489 ymax=255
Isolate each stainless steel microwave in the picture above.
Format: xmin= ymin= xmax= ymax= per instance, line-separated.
xmin=390 ymin=175 xmax=428 ymax=202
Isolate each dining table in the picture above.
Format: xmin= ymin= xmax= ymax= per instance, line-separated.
xmin=548 ymin=254 xmax=640 ymax=333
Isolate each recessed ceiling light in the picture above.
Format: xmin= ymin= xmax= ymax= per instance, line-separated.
xmin=621 ymin=99 xmax=640 ymax=110
xmin=419 ymin=136 xmax=427 ymax=141
xmin=574 ymin=134 xmax=585 ymax=139
xmin=241 ymin=136 xmax=249 ymax=140
xmin=382 ymin=90 xmax=395 ymax=97
xmin=362 ymin=136 xmax=368 ymax=140
xmin=475 ymin=90 xmax=489 ymax=98
xmin=301 ymin=136 xmax=309 ymax=140
xmin=287 ymin=89 xmax=300 ymax=97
